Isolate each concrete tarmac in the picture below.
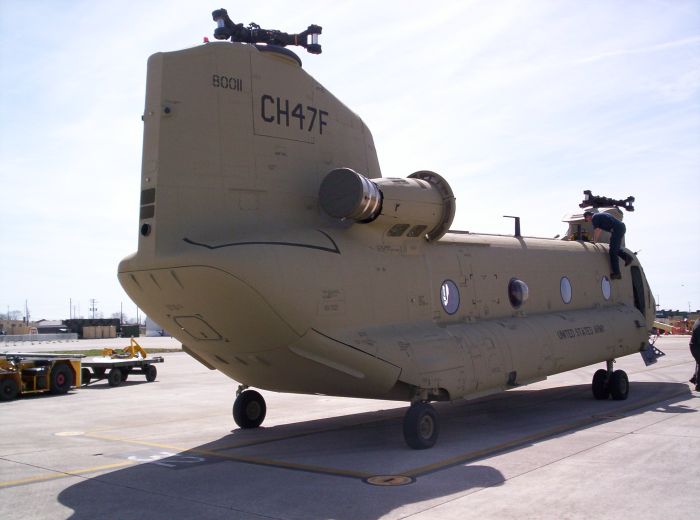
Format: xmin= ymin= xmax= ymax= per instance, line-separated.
xmin=1 ymin=335 xmax=698 ymax=519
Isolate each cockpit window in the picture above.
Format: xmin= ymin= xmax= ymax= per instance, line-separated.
xmin=631 ymin=267 xmax=646 ymax=316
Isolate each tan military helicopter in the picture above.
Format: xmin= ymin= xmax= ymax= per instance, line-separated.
xmin=118 ymin=9 xmax=660 ymax=449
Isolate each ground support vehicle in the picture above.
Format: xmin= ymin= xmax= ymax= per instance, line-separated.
xmin=81 ymin=339 xmax=164 ymax=387
xmin=0 ymin=354 xmax=82 ymax=401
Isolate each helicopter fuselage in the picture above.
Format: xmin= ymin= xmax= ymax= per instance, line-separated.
xmin=118 ymin=41 xmax=654 ymax=446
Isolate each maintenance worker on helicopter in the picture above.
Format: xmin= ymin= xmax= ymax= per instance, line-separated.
xmin=583 ymin=211 xmax=633 ymax=279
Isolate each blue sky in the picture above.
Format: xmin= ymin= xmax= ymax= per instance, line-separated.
xmin=1 ymin=0 xmax=698 ymax=320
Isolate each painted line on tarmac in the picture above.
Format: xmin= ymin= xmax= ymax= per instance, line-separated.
xmin=0 ymin=461 xmax=135 ymax=489
xmin=206 ymin=412 xmax=404 ymax=452
xmin=83 ymin=432 xmax=374 ymax=480
xmin=403 ymin=385 xmax=691 ymax=478
xmin=195 ymin=448 xmax=374 ymax=479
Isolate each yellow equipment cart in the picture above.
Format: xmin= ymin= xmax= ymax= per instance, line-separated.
xmin=81 ymin=339 xmax=164 ymax=387
xmin=0 ymin=354 xmax=82 ymax=401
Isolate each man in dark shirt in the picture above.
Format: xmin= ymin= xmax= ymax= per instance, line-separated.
xmin=690 ymin=319 xmax=700 ymax=391
xmin=583 ymin=211 xmax=633 ymax=279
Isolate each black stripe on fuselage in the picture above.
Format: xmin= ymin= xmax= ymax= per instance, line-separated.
xmin=183 ymin=230 xmax=340 ymax=254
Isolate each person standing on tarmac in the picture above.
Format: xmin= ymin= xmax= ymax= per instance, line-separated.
xmin=689 ymin=318 xmax=700 ymax=391
xmin=583 ymin=211 xmax=633 ymax=279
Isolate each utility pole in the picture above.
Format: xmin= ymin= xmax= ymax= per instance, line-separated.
xmin=90 ymin=299 xmax=98 ymax=319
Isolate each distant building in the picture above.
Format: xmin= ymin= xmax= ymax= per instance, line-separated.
xmin=63 ymin=318 xmax=121 ymax=339
xmin=34 ymin=319 xmax=70 ymax=334
xmin=0 ymin=320 xmax=30 ymax=335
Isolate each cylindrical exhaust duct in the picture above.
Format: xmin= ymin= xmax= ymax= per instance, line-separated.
xmin=319 ymin=168 xmax=456 ymax=241
xmin=318 ymin=168 xmax=382 ymax=222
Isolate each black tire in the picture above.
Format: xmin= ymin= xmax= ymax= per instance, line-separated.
xmin=144 ymin=364 xmax=157 ymax=382
xmin=610 ymin=370 xmax=629 ymax=400
xmin=49 ymin=364 xmax=73 ymax=395
xmin=121 ymin=369 xmax=129 ymax=382
xmin=81 ymin=368 xmax=92 ymax=386
xmin=403 ymin=402 xmax=439 ymax=449
xmin=233 ymin=390 xmax=267 ymax=428
xmin=1 ymin=377 xmax=19 ymax=401
xmin=108 ymin=368 xmax=123 ymax=387
xmin=592 ymin=369 xmax=609 ymax=400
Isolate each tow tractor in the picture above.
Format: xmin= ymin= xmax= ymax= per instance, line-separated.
xmin=0 ymin=354 xmax=82 ymax=401
xmin=81 ymin=338 xmax=164 ymax=387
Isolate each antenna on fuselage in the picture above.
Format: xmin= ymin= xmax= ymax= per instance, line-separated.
xmin=503 ymin=215 xmax=521 ymax=238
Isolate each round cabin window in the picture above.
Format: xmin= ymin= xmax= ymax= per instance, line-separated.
xmin=440 ymin=280 xmax=460 ymax=315
xmin=560 ymin=276 xmax=572 ymax=304
xmin=508 ymin=278 xmax=529 ymax=308
xmin=601 ymin=276 xmax=612 ymax=300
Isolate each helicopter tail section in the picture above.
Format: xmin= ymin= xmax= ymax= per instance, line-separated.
xmin=126 ymin=41 xmax=380 ymax=267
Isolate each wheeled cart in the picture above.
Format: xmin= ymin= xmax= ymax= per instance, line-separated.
xmin=80 ymin=339 xmax=164 ymax=387
xmin=81 ymin=357 xmax=164 ymax=386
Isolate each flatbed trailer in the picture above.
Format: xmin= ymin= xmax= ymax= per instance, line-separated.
xmin=81 ymin=339 xmax=164 ymax=386
xmin=81 ymin=356 xmax=164 ymax=386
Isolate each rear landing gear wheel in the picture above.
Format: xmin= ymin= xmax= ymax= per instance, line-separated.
xmin=592 ymin=369 xmax=610 ymax=400
xmin=403 ymin=402 xmax=439 ymax=449
xmin=609 ymin=370 xmax=629 ymax=400
xmin=233 ymin=390 xmax=266 ymax=429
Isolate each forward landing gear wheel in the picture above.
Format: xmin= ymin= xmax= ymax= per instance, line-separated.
xmin=233 ymin=390 xmax=267 ymax=429
xmin=403 ymin=402 xmax=439 ymax=449
xmin=609 ymin=370 xmax=629 ymax=400
xmin=592 ymin=369 xmax=610 ymax=400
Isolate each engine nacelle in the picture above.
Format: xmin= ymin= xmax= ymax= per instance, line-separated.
xmin=319 ymin=168 xmax=455 ymax=241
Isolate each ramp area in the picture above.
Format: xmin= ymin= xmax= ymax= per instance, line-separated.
xmin=0 ymin=336 xmax=698 ymax=519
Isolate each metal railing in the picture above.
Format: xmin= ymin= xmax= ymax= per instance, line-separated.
xmin=0 ymin=333 xmax=78 ymax=343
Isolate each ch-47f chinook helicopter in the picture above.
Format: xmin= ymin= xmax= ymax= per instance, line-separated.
xmin=118 ymin=9 xmax=662 ymax=449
